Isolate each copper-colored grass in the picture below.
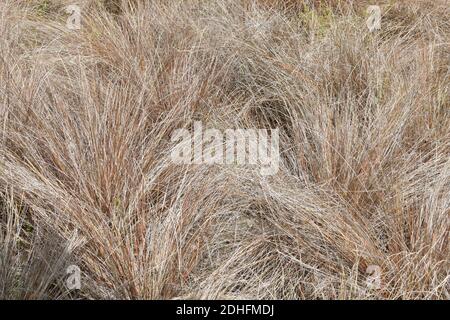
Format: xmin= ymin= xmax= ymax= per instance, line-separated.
xmin=0 ymin=0 xmax=448 ymax=299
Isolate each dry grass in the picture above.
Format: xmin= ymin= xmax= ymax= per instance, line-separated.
xmin=0 ymin=0 xmax=448 ymax=299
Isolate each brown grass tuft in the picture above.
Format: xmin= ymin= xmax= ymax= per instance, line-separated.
xmin=0 ymin=0 xmax=448 ymax=299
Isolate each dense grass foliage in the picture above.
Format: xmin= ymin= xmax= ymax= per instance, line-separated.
xmin=0 ymin=0 xmax=448 ymax=299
